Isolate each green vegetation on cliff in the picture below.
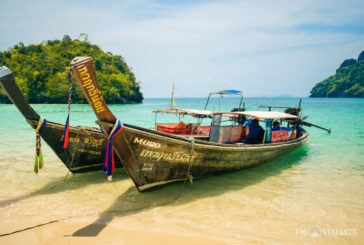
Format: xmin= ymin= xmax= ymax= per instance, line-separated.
xmin=0 ymin=35 xmax=143 ymax=103
xmin=310 ymin=50 xmax=364 ymax=98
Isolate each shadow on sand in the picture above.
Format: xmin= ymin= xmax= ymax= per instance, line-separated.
xmin=0 ymin=169 xmax=130 ymax=208
xmin=72 ymin=146 xmax=309 ymax=237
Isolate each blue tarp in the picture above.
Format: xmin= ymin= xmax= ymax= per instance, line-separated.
xmin=213 ymin=90 xmax=242 ymax=95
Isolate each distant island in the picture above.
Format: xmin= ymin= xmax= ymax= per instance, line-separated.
xmin=0 ymin=35 xmax=143 ymax=103
xmin=276 ymin=94 xmax=293 ymax=98
xmin=310 ymin=50 xmax=364 ymax=98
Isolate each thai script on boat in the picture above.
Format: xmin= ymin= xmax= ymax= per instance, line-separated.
xmin=60 ymin=135 xmax=105 ymax=147
xmin=139 ymin=149 xmax=194 ymax=163
xmin=77 ymin=148 xmax=102 ymax=155
xmin=134 ymin=137 xmax=161 ymax=149
xmin=83 ymin=137 xmax=105 ymax=146
xmin=76 ymin=64 xmax=106 ymax=113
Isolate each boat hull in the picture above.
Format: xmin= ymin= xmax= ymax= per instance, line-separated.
xmin=0 ymin=67 xmax=122 ymax=173
xmin=27 ymin=120 xmax=123 ymax=173
xmin=122 ymin=124 xmax=308 ymax=190
xmin=69 ymin=56 xmax=309 ymax=191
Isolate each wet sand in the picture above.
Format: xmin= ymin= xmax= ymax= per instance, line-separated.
xmin=1 ymin=212 xmax=361 ymax=245
xmin=1 ymin=220 xmax=234 ymax=245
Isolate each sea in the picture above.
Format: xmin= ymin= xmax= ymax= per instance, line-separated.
xmin=0 ymin=97 xmax=363 ymax=244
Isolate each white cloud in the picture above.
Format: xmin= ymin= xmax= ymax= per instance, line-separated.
xmin=1 ymin=0 xmax=363 ymax=97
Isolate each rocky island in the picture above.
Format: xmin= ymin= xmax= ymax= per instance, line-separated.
xmin=0 ymin=35 xmax=143 ymax=104
xmin=310 ymin=50 xmax=364 ymax=98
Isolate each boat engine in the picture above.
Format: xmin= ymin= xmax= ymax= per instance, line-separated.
xmin=284 ymin=107 xmax=301 ymax=116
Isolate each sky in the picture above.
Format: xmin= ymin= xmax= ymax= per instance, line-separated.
xmin=1 ymin=0 xmax=363 ymax=98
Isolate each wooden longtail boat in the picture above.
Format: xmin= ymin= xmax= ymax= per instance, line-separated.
xmin=70 ymin=56 xmax=311 ymax=191
xmin=0 ymin=66 xmax=122 ymax=173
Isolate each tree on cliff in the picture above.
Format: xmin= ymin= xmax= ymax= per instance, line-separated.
xmin=0 ymin=35 xmax=143 ymax=103
xmin=310 ymin=50 xmax=364 ymax=98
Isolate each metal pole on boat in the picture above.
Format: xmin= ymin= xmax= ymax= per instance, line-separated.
xmin=238 ymin=92 xmax=243 ymax=110
xmin=204 ymin=93 xmax=212 ymax=110
xmin=300 ymin=121 xmax=332 ymax=133
xmin=171 ymin=83 xmax=176 ymax=108
xmin=155 ymin=112 xmax=157 ymax=130
xmin=298 ymin=98 xmax=303 ymax=119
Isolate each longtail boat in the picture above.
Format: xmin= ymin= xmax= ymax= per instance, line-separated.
xmin=0 ymin=66 xmax=122 ymax=173
xmin=70 ymin=56 xmax=332 ymax=191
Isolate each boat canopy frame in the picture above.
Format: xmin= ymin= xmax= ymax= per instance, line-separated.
xmin=153 ymin=107 xmax=300 ymax=138
xmin=153 ymin=108 xmax=299 ymax=121
xmin=153 ymin=108 xmax=214 ymax=118
xmin=204 ymin=89 xmax=244 ymax=111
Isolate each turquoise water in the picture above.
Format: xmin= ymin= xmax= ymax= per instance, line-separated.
xmin=0 ymin=97 xmax=363 ymax=244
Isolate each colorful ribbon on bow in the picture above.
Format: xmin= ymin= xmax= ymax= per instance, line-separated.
xmin=99 ymin=119 xmax=124 ymax=180
xmin=34 ymin=117 xmax=47 ymax=173
xmin=62 ymin=67 xmax=74 ymax=149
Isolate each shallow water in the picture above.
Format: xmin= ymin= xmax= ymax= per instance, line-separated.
xmin=0 ymin=97 xmax=363 ymax=244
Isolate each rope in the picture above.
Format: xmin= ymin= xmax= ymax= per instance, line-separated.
xmin=62 ymin=126 xmax=92 ymax=180
xmin=110 ymin=137 xmax=195 ymax=212
xmin=99 ymin=120 xmax=124 ymax=180
xmin=62 ymin=67 xmax=74 ymax=149
xmin=0 ymin=221 xmax=59 ymax=237
xmin=186 ymin=137 xmax=195 ymax=184
xmin=34 ymin=117 xmax=47 ymax=174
